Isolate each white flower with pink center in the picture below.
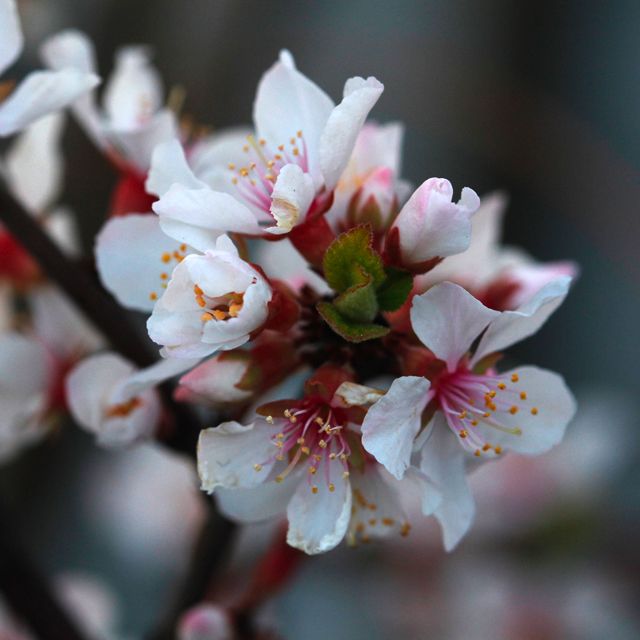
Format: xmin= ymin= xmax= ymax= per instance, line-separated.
xmin=146 ymin=50 xmax=383 ymax=240
xmin=361 ymin=277 xmax=576 ymax=549
xmin=197 ymin=374 xmax=431 ymax=554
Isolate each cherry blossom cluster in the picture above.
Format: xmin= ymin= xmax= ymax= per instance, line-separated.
xmin=0 ymin=2 xmax=577 ymax=558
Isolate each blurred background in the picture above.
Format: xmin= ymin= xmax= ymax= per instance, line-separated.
xmin=1 ymin=0 xmax=639 ymax=638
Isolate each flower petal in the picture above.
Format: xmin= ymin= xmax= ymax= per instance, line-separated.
xmin=361 ymin=376 xmax=430 ymax=479
xmin=478 ymin=366 xmax=576 ymax=455
xmin=40 ymin=30 xmax=104 ymax=147
xmin=267 ymin=163 xmax=315 ymax=234
xmin=411 ymin=282 xmax=499 ymax=372
xmin=319 ymin=76 xmax=384 ymax=190
xmin=95 ymin=214 xmax=184 ymax=312
xmin=29 ymin=285 xmax=103 ymax=361
xmin=286 ymin=459 xmax=352 ymax=554
xmin=0 ymin=68 xmax=100 ymax=137
xmin=472 ymin=275 xmax=572 ymax=365
xmin=119 ymin=356 xmax=199 ymax=401
xmin=420 ymin=413 xmax=475 ymax=551
xmin=66 ymin=353 xmax=134 ymax=431
xmin=153 ymin=183 xmax=260 ymax=251
xmin=146 ymin=138 xmax=206 ymax=197
xmin=197 ymin=421 xmax=277 ymax=491
xmin=107 ymin=108 xmax=176 ymax=173
xmin=392 ymin=178 xmax=480 ymax=264
xmin=254 ymin=50 xmax=334 ymax=182
xmin=0 ymin=0 xmax=23 ymax=76
xmin=4 ymin=112 xmax=64 ymax=213
xmin=103 ymin=46 xmax=163 ymax=130
xmin=216 ymin=472 xmax=299 ymax=523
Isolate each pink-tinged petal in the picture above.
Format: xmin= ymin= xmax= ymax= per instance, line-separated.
xmin=253 ymin=50 xmax=334 ymax=182
xmin=197 ymin=421 xmax=277 ymax=491
xmin=361 ymin=376 xmax=430 ymax=479
xmin=266 ymin=163 xmax=315 ymax=234
xmin=348 ymin=465 xmax=413 ymax=543
xmin=392 ymin=178 xmax=480 ymax=265
xmin=95 ymin=214 xmax=183 ymax=312
xmin=0 ymin=0 xmax=23 ymax=76
xmin=420 ymin=413 xmax=475 ymax=551
xmin=411 ymin=282 xmax=499 ymax=372
xmin=5 ymin=112 xmax=64 ymax=213
xmin=153 ymin=183 xmax=260 ymax=251
xmin=472 ymin=275 xmax=572 ymax=365
xmin=215 ymin=471 xmax=300 ymax=523
xmin=319 ymin=76 xmax=384 ymax=190
xmin=475 ymin=366 xmax=576 ymax=455
xmin=498 ymin=260 xmax=579 ymax=310
xmin=146 ymin=138 xmax=205 ymax=197
xmin=419 ymin=190 xmax=508 ymax=289
xmin=178 ymin=604 xmax=233 ymax=640
xmin=0 ymin=69 xmax=100 ymax=137
xmin=103 ymin=46 xmax=163 ymax=131
xmin=40 ymin=30 xmax=104 ymax=148
xmin=107 ymin=108 xmax=177 ymax=173
xmin=286 ymin=459 xmax=352 ymax=554
xmin=177 ymin=355 xmax=252 ymax=405
xmin=351 ymin=121 xmax=404 ymax=178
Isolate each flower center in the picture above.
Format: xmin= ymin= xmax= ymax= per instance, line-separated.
xmin=254 ymin=399 xmax=352 ymax=494
xmin=228 ymin=132 xmax=310 ymax=220
xmin=434 ymin=368 xmax=540 ymax=457
xmin=105 ymin=397 xmax=142 ymax=418
xmin=194 ymin=285 xmax=245 ymax=323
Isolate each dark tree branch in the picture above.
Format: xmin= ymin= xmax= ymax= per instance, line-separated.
xmin=0 ymin=502 xmax=89 ymax=640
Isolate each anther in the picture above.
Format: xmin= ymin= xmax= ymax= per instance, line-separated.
xmin=511 ymin=373 xmax=519 ymax=383
xmin=509 ymin=406 xmax=519 ymax=415
xmin=329 ymin=483 xmax=335 ymax=493
xmin=531 ymin=407 xmax=539 ymax=415
xmin=253 ymin=464 xmax=262 ymax=472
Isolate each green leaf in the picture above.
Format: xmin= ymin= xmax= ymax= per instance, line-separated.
xmin=333 ymin=267 xmax=378 ymax=323
xmin=323 ymin=225 xmax=385 ymax=293
xmin=317 ymin=302 xmax=390 ymax=343
xmin=376 ymin=267 xmax=413 ymax=312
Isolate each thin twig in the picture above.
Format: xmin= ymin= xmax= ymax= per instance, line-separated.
xmin=147 ymin=507 xmax=238 ymax=640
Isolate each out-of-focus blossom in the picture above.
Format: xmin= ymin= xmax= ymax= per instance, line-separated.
xmin=418 ymin=192 xmax=579 ymax=310
xmin=177 ymin=604 xmax=233 ymax=640
xmin=149 ymin=50 xmax=383 ymax=237
xmin=66 ymin=352 xmax=196 ymax=447
xmin=0 ymin=331 xmax=52 ymax=461
xmin=41 ymin=30 xmax=175 ymax=174
xmin=198 ymin=366 xmax=433 ymax=554
xmin=147 ymin=235 xmax=272 ymax=359
xmin=360 ymin=278 xmax=576 ymax=549
xmin=83 ymin=443 xmax=204 ymax=568
xmin=0 ymin=0 xmax=99 ymax=137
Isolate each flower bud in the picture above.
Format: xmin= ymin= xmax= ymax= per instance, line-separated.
xmin=177 ymin=605 xmax=233 ymax=640
xmin=387 ymin=178 xmax=480 ymax=272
